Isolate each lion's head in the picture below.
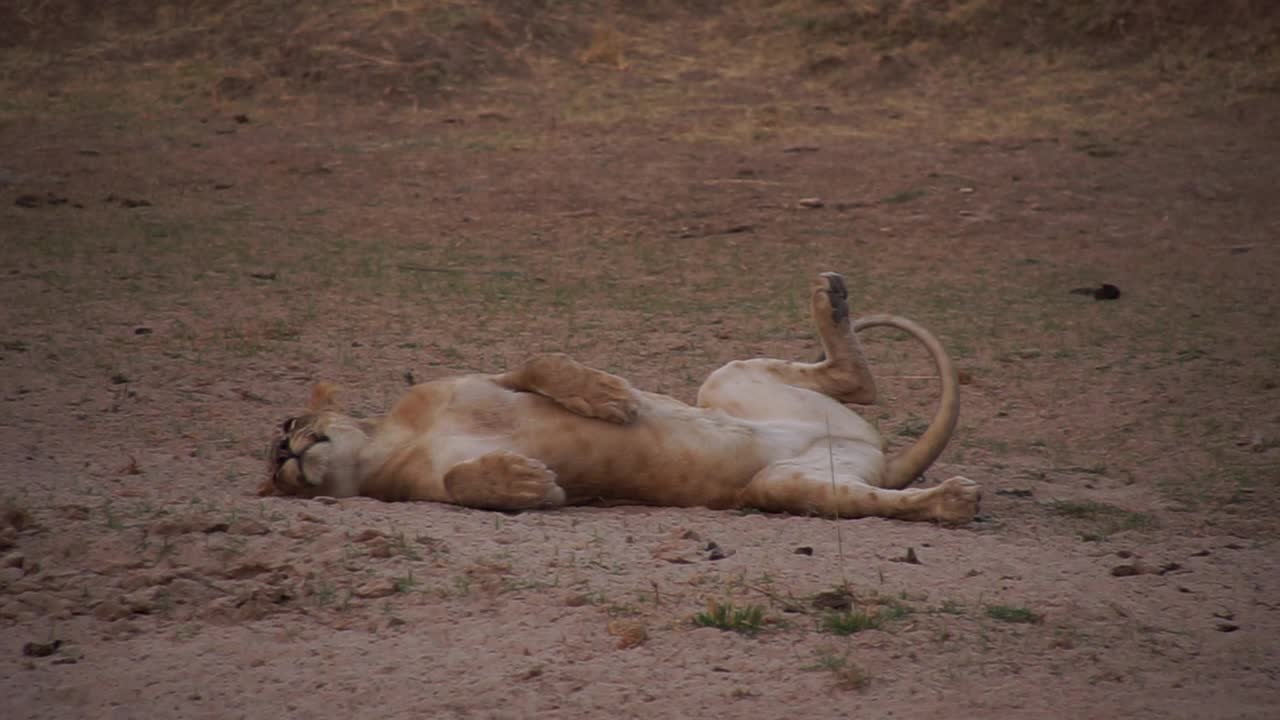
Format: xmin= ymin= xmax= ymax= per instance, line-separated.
xmin=261 ymin=383 xmax=368 ymax=497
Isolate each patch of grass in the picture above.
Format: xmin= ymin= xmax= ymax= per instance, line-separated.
xmin=693 ymin=601 xmax=766 ymax=635
xmin=822 ymin=609 xmax=882 ymax=635
xmin=311 ymin=580 xmax=337 ymax=607
xmin=1049 ymin=499 xmax=1115 ymax=519
xmin=935 ymin=599 xmax=965 ymax=615
xmin=985 ymin=604 xmax=1041 ymax=624
xmin=393 ymin=570 xmax=416 ymax=594
xmin=882 ymin=188 xmax=926 ymax=204
xmin=897 ymin=415 xmax=928 ymax=438
xmin=1049 ymin=499 xmax=1157 ymax=540
xmin=101 ymin=501 xmax=124 ymax=530
xmin=804 ymin=650 xmax=870 ymax=691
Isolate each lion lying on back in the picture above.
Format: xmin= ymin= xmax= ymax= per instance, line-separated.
xmin=263 ymin=273 xmax=980 ymax=524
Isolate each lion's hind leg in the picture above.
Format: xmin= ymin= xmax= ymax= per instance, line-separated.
xmin=496 ymin=353 xmax=638 ymax=424
xmin=443 ymin=451 xmax=568 ymax=511
xmin=698 ymin=272 xmax=877 ymax=412
xmin=739 ymin=447 xmax=980 ymax=524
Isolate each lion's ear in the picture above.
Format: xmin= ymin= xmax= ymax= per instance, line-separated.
xmin=308 ymin=381 xmax=340 ymax=412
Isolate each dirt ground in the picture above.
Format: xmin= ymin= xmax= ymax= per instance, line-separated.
xmin=2 ymin=2 xmax=1279 ymax=718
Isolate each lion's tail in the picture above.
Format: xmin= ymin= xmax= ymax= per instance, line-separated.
xmin=853 ymin=314 xmax=960 ymax=490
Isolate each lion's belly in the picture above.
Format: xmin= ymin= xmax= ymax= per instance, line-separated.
xmin=510 ymin=394 xmax=814 ymax=508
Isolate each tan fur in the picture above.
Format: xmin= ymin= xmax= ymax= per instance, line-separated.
xmin=263 ymin=273 xmax=980 ymax=524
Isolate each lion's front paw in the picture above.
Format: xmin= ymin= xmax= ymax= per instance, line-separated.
xmin=496 ymin=454 xmax=566 ymax=508
xmin=444 ymin=451 xmax=566 ymax=510
xmin=931 ymin=476 xmax=981 ymax=525
xmin=572 ymin=373 xmax=639 ymax=425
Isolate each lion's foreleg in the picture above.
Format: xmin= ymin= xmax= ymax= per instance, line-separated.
xmin=496 ymin=353 xmax=638 ymax=424
xmin=442 ymin=451 xmax=567 ymax=511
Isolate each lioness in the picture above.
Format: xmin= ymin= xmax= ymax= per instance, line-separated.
xmin=263 ymin=273 xmax=980 ymax=524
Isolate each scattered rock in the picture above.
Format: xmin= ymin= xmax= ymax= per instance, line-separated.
xmin=564 ymin=593 xmax=592 ymax=607
xmin=652 ymin=528 xmax=708 ymax=563
xmin=793 ymin=546 xmax=814 ymax=556
xmin=59 ymin=505 xmax=90 ymax=521
xmin=281 ymin=524 xmax=324 ymax=540
xmin=14 ymin=192 xmax=69 ymax=208
xmin=229 ymin=518 xmax=270 ymax=536
xmin=957 ymin=369 xmax=973 ymax=385
xmin=223 ymin=562 xmax=271 ymax=580
xmin=105 ymin=194 xmax=152 ymax=208
xmin=117 ymin=456 xmax=142 ymax=475
xmin=152 ymin=516 xmax=228 ymax=536
xmin=3 ymin=551 xmax=24 ymax=569
xmin=121 ymin=587 xmax=162 ymax=614
xmin=1110 ymin=564 xmax=1143 ymax=577
xmin=652 ymin=549 xmax=693 ymax=564
xmin=215 ymin=75 xmax=255 ymax=100
xmin=811 ymin=588 xmax=853 ymax=611
xmin=607 ymin=620 xmax=649 ymax=649
xmin=797 ymin=197 xmax=824 ymax=208
xmin=782 ymin=145 xmax=819 ymax=153
xmin=119 ymin=569 xmax=175 ymax=591
xmin=995 ymin=488 xmax=1034 ymax=498
xmin=705 ymin=541 xmax=729 ymax=561
xmin=890 ymin=547 xmax=921 ymax=565
xmin=0 ymin=527 xmax=17 ymax=551
xmin=354 ymin=578 xmax=397 ymax=599
xmin=1235 ymin=431 xmax=1268 ymax=452
xmin=1070 ymin=284 xmax=1121 ymax=300
xmin=22 ymin=640 xmax=61 ymax=657
xmin=248 ymin=272 xmax=277 ymax=281
xmin=233 ymin=114 xmax=251 ymax=124
xmin=1 ymin=499 xmax=33 ymax=531
xmin=93 ymin=599 xmax=130 ymax=622
xmin=352 ymin=529 xmax=383 ymax=543
xmin=313 ymin=496 xmax=339 ymax=505
xmin=1215 ymin=622 xmax=1240 ymax=633
xmin=1094 ymin=284 xmax=1121 ymax=300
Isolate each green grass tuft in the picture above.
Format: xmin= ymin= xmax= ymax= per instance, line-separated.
xmin=985 ymin=604 xmax=1041 ymax=624
xmin=694 ymin=601 xmax=766 ymax=635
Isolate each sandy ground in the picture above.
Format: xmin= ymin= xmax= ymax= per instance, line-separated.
xmin=2 ymin=3 xmax=1280 ymax=717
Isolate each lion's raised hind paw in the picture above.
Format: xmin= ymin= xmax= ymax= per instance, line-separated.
xmin=817 ymin=272 xmax=850 ymax=326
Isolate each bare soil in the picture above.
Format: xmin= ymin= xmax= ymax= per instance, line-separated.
xmin=2 ymin=2 xmax=1278 ymax=718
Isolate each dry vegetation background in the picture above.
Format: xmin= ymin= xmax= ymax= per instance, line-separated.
xmin=2 ymin=1 xmax=1279 ymax=718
